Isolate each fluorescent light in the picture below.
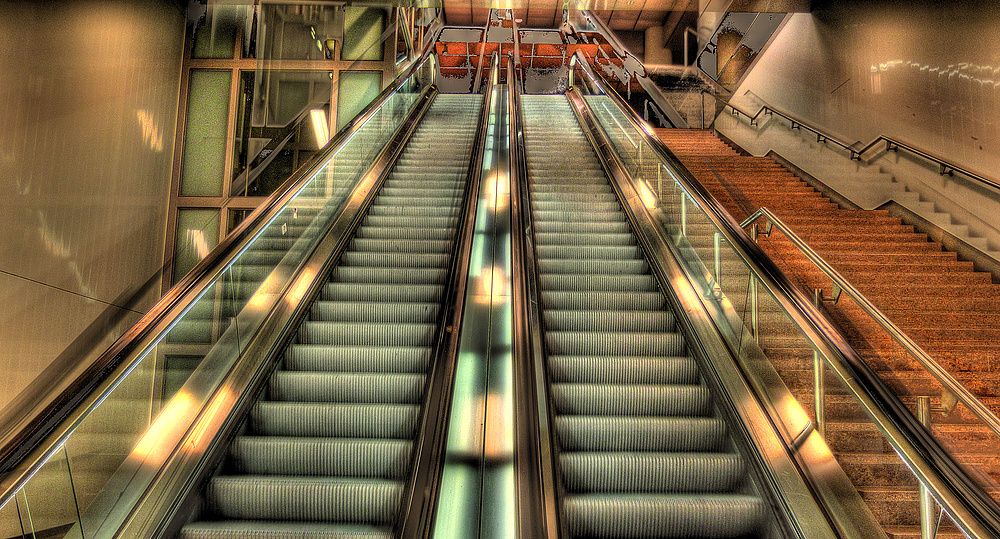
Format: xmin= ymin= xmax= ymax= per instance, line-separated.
xmin=310 ymin=109 xmax=330 ymax=148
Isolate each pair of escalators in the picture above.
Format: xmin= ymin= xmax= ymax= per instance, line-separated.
xmin=0 ymin=81 xmax=781 ymax=539
xmin=172 ymin=91 xmax=770 ymax=538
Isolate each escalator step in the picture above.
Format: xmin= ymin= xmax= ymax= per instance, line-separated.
xmin=179 ymin=521 xmax=393 ymax=539
xmin=560 ymin=452 xmax=745 ymax=493
xmin=548 ymin=356 xmax=698 ymax=385
xmin=323 ymin=283 xmax=444 ymax=303
xmin=550 ymin=384 xmax=712 ymax=416
xmin=545 ymin=331 xmax=685 ymax=356
xmin=554 ymin=416 xmax=728 ymax=452
xmin=250 ymin=403 xmax=420 ymax=438
xmin=228 ymin=437 xmax=411 ymax=478
xmin=541 ymin=291 xmax=665 ymax=311
xmin=335 ymin=266 xmax=448 ymax=284
xmin=543 ymin=310 xmax=674 ymax=332
xmin=205 ymin=476 xmax=402 ymax=523
xmin=282 ymin=346 xmax=431 ymax=373
xmin=563 ymin=493 xmax=766 ymax=538
xmin=268 ymin=372 xmax=425 ymax=403
xmin=297 ymin=322 xmax=436 ymax=346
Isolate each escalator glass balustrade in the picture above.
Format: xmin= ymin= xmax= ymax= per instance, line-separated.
xmin=180 ymin=93 xmax=483 ymax=538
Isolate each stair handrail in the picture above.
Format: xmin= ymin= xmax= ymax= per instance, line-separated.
xmin=742 ymin=206 xmax=1000 ymax=438
xmin=723 ymin=98 xmax=1000 ymax=192
xmin=571 ymin=52 xmax=1000 ymax=538
xmin=0 ymin=19 xmax=443 ymax=479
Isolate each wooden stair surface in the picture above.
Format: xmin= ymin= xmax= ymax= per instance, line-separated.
xmin=656 ymin=129 xmax=1000 ymax=537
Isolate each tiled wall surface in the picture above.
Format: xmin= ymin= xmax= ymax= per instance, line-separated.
xmin=730 ymin=1 xmax=1000 ymax=178
xmin=0 ymin=0 xmax=185 ymax=413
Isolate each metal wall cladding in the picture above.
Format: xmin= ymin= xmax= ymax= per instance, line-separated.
xmin=0 ymin=0 xmax=185 ymax=413
xmin=731 ymin=2 xmax=1000 ymax=177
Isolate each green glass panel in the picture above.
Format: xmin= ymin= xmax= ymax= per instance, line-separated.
xmin=275 ymin=80 xmax=311 ymax=126
xmin=342 ymin=7 xmax=385 ymax=61
xmin=191 ymin=5 xmax=247 ymax=59
xmin=181 ymin=71 xmax=231 ymax=196
xmin=173 ymin=208 xmax=220 ymax=283
xmin=337 ymin=71 xmax=382 ymax=130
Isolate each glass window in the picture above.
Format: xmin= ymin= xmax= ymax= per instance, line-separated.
xmin=191 ymin=4 xmax=249 ymax=59
xmin=337 ymin=71 xmax=382 ymax=129
xmin=342 ymin=7 xmax=386 ymax=61
xmin=173 ymin=208 xmax=220 ymax=283
xmin=181 ymin=71 xmax=231 ymax=197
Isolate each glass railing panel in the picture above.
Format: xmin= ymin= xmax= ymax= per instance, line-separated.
xmin=0 ymin=58 xmax=430 ymax=538
xmin=582 ymin=89 xmax=995 ymax=535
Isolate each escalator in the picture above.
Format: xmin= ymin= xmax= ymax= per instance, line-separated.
xmin=519 ymin=94 xmax=769 ymax=538
xmin=178 ymin=93 xmax=482 ymax=537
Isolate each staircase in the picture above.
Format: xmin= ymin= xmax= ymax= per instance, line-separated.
xmin=521 ymin=95 xmax=769 ymax=538
xmin=178 ymin=93 xmax=482 ymax=538
xmin=656 ymin=129 xmax=1000 ymax=538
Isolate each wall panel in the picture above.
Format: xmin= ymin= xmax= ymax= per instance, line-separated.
xmin=0 ymin=0 xmax=185 ymax=414
xmin=730 ymin=2 xmax=1000 ymax=177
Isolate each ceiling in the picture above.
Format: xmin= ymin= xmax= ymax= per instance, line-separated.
xmin=442 ymin=0 xmax=697 ymax=31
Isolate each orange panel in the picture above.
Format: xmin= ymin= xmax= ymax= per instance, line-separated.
xmin=531 ymin=57 xmax=564 ymax=69
xmin=533 ymin=43 xmax=564 ymax=57
xmin=438 ymin=54 xmax=469 ymax=68
xmin=445 ymin=42 xmax=469 ymax=55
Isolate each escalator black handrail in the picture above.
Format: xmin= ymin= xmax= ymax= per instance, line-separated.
xmin=397 ymin=53 xmax=500 ymax=538
xmin=507 ymin=56 xmax=561 ymax=539
xmin=570 ymin=55 xmax=1000 ymax=538
xmin=0 ymin=25 xmax=441 ymax=485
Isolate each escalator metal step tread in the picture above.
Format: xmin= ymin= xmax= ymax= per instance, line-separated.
xmin=560 ymin=452 xmax=745 ymax=492
xmin=521 ymin=95 xmax=764 ymax=538
xmin=548 ymin=355 xmax=699 ymax=385
xmin=183 ymin=94 xmax=482 ymax=534
xmin=282 ymin=346 xmax=431 ymax=373
xmin=310 ymin=301 xmax=439 ymax=323
xmin=268 ymin=372 xmax=426 ymax=403
xmin=251 ymin=403 xmax=420 ymax=438
xmin=205 ymin=476 xmax=402 ymax=522
xmin=228 ymin=437 xmax=411 ymax=478
xmin=563 ymin=494 xmax=767 ymax=539
xmin=180 ymin=521 xmax=393 ymax=538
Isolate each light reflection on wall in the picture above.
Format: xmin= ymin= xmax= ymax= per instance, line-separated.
xmin=730 ymin=3 xmax=1000 ymax=177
